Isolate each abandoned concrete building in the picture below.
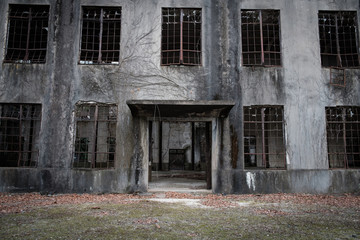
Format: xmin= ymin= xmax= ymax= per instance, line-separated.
xmin=0 ymin=0 xmax=359 ymax=194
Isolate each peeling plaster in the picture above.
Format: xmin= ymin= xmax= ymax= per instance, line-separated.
xmin=246 ymin=172 xmax=256 ymax=192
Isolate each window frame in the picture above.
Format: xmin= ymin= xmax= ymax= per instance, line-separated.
xmin=4 ymin=4 xmax=50 ymax=64
xmin=79 ymin=6 xmax=122 ymax=65
xmin=0 ymin=103 xmax=42 ymax=167
xmin=326 ymin=106 xmax=360 ymax=169
xmin=241 ymin=9 xmax=282 ymax=67
xmin=243 ymin=105 xmax=286 ymax=169
xmin=161 ymin=8 xmax=202 ymax=66
xmin=318 ymin=11 xmax=360 ymax=68
xmin=73 ymin=103 xmax=117 ymax=169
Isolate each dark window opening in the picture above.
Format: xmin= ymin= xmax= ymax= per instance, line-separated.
xmin=0 ymin=104 xmax=42 ymax=167
xmin=319 ymin=11 xmax=360 ymax=68
xmin=161 ymin=8 xmax=202 ymax=66
xmin=74 ymin=137 xmax=89 ymax=163
xmin=4 ymin=5 xmax=49 ymax=64
xmin=73 ymin=103 xmax=117 ymax=169
xmin=243 ymin=106 xmax=286 ymax=169
xmin=169 ymin=149 xmax=185 ymax=170
xmin=241 ymin=10 xmax=281 ymax=66
xmin=79 ymin=7 xmax=121 ymax=65
xmin=326 ymin=106 xmax=360 ymax=168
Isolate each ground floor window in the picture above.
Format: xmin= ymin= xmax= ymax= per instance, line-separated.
xmin=73 ymin=103 xmax=117 ymax=169
xmin=0 ymin=104 xmax=42 ymax=167
xmin=326 ymin=106 xmax=359 ymax=168
xmin=243 ymin=106 xmax=286 ymax=169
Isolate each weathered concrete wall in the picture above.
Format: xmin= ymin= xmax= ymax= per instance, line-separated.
xmin=212 ymin=0 xmax=360 ymax=193
xmin=0 ymin=0 xmax=359 ymax=194
xmin=229 ymin=170 xmax=360 ymax=194
xmin=161 ymin=122 xmax=192 ymax=169
xmin=0 ymin=0 xmax=211 ymax=193
xmin=239 ymin=0 xmax=360 ymax=171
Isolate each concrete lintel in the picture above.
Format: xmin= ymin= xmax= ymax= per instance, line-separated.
xmin=126 ymin=100 xmax=235 ymax=118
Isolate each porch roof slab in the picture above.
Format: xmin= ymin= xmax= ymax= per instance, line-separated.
xmin=127 ymin=100 xmax=235 ymax=118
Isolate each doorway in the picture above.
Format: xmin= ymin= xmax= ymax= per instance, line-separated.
xmin=148 ymin=121 xmax=212 ymax=191
xmin=126 ymin=99 xmax=235 ymax=193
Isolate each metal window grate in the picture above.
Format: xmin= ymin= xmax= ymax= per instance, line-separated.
xmin=161 ymin=8 xmax=202 ymax=66
xmin=73 ymin=103 xmax=117 ymax=169
xmin=319 ymin=11 xmax=360 ymax=68
xmin=243 ymin=106 xmax=286 ymax=169
xmin=241 ymin=10 xmax=281 ymax=66
xmin=4 ymin=5 xmax=49 ymax=64
xmin=326 ymin=106 xmax=360 ymax=168
xmin=0 ymin=104 xmax=42 ymax=167
xmin=79 ymin=7 xmax=121 ymax=64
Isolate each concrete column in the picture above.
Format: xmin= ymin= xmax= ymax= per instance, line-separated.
xmin=130 ymin=117 xmax=148 ymax=192
xmin=150 ymin=121 xmax=161 ymax=170
xmin=212 ymin=117 xmax=234 ymax=193
xmin=211 ymin=118 xmax=221 ymax=192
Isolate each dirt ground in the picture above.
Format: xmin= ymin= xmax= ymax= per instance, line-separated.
xmin=0 ymin=192 xmax=359 ymax=239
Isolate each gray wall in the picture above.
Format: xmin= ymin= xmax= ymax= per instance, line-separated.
xmin=0 ymin=0 xmax=359 ymax=194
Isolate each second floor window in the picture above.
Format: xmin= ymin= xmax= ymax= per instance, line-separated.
xmin=319 ymin=11 xmax=359 ymax=68
xmin=161 ymin=8 xmax=202 ymax=66
xmin=241 ymin=10 xmax=281 ymax=66
xmin=79 ymin=7 xmax=121 ymax=64
xmin=4 ymin=5 xmax=50 ymax=64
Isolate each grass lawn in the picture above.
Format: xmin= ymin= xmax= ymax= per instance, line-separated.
xmin=0 ymin=193 xmax=359 ymax=239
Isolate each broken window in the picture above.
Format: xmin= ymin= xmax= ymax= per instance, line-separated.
xmin=79 ymin=7 xmax=121 ymax=64
xmin=4 ymin=5 xmax=49 ymax=63
xmin=0 ymin=104 xmax=42 ymax=167
xmin=326 ymin=106 xmax=360 ymax=168
xmin=241 ymin=10 xmax=281 ymax=66
xmin=73 ymin=103 xmax=117 ymax=169
xmin=319 ymin=11 xmax=360 ymax=68
xmin=161 ymin=8 xmax=202 ymax=66
xmin=243 ymin=106 xmax=286 ymax=169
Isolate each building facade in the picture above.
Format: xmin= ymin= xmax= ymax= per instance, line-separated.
xmin=0 ymin=0 xmax=359 ymax=194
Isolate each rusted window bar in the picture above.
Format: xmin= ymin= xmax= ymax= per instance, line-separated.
xmin=17 ymin=105 xmax=23 ymax=167
xmin=241 ymin=10 xmax=281 ymax=66
xmin=79 ymin=7 xmax=121 ymax=64
xmin=243 ymin=106 xmax=286 ymax=169
xmin=319 ymin=11 xmax=359 ymax=68
xmin=4 ymin=5 xmax=49 ymax=63
xmin=259 ymin=10 xmax=265 ymax=65
xmin=98 ymin=8 xmax=104 ymax=64
xmin=342 ymin=110 xmax=348 ymax=168
xmin=73 ymin=104 xmax=117 ymax=169
xmin=0 ymin=104 xmax=42 ymax=167
xmin=91 ymin=105 xmax=99 ymax=168
xmin=161 ymin=8 xmax=201 ymax=66
xmin=180 ymin=9 xmax=184 ymax=63
xmin=326 ymin=106 xmax=360 ymax=169
xmin=261 ymin=107 xmax=266 ymax=167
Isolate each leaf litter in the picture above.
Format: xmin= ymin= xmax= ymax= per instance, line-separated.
xmin=1 ymin=192 xmax=359 ymax=214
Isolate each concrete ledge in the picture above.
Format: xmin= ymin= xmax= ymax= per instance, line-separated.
xmin=0 ymin=168 xmax=40 ymax=192
xmin=1 ymin=168 xmax=359 ymax=194
xmin=216 ymin=169 xmax=360 ymax=194
xmin=0 ymin=168 xmax=131 ymax=193
xmin=127 ymin=100 xmax=235 ymax=118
